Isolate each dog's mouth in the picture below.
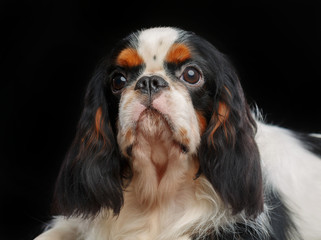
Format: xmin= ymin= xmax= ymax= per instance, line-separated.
xmin=125 ymin=108 xmax=189 ymax=157
xmin=137 ymin=107 xmax=174 ymax=134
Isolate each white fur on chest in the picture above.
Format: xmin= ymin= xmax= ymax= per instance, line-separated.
xmin=43 ymin=173 xmax=237 ymax=240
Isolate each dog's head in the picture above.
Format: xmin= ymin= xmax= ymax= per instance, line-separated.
xmin=54 ymin=27 xmax=263 ymax=218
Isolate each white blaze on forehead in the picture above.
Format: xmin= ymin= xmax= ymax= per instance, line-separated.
xmin=137 ymin=27 xmax=179 ymax=73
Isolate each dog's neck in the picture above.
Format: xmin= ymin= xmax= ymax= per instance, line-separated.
xmin=129 ymin=110 xmax=198 ymax=208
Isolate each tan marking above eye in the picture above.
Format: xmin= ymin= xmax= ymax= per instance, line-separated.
xmin=166 ymin=43 xmax=191 ymax=64
xmin=116 ymin=48 xmax=144 ymax=67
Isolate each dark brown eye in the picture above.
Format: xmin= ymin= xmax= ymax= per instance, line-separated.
xmin=180 ymin=66 xmax=201 ymax=84
xmin=112 ymin=74 xmax=127 ymax=92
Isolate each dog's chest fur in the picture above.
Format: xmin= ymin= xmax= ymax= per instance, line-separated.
xmin=90 ymin=111 xmax=198 ymax=239
xmin=85 ymin=179 xmax=213 ymax=240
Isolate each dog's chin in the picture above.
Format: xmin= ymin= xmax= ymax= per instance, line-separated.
xmin=134 ymin=109 xmax=189 ymax=154
xmin=136 ymin=108 xmax=172 ymax=138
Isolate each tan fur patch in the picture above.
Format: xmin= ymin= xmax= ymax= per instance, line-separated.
xmin=116 ymin=48 xmax=144 ymax=67
xmin=196 ymin=111 xmax=207 ymax=135
xmin=95 ymin=107 xmax=103 ymax=134
xmin=208 ymin=102 xmax=230 ymax=144
xmin=179 ymin=127 xmax=190 ymax=146
xmin=166 ymin=43 xmax=191 ymax=64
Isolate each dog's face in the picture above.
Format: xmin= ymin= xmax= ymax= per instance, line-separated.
xmin=54 ymin=27 xmax=263 ymax=219
xmin=111 ymin=28 xmax=208 ymax=158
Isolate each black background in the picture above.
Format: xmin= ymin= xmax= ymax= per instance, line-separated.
xmin=1 ymin=1 xmax=321 ymax=239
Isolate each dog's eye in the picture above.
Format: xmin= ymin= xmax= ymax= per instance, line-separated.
xmin=180 ymin=66 xmax=201 ymax=84
xmin=112 ymin=74 xmax=127 ymax=92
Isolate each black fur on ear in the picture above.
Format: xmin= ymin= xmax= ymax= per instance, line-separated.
xmin=196 ymin=42 xmax=264 ymax=217
xmin=53 ymin=60 xmax=130 ymax=218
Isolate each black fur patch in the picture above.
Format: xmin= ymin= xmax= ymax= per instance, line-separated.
xmin=296 ymin=132 xmax=321 ymax=158
xmin=268 ymin=192 xmax=301 ymax=240
xmin=192 ymin=193 xmax=300 ymax=240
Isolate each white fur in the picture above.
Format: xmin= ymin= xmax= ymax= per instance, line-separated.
xmin=256 ymin=122 xmax=321 ymax=240
xmin=137 ymin=27 xmax=178 ymax=74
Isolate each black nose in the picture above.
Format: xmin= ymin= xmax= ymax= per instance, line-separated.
xmin=135 ymin=76 xmax=168 ymax=95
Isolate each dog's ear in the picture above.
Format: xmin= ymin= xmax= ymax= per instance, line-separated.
xmin=198 ymin=54 xmax=264 ymax=217
xmin=53 ymin=61 xmax=129 ymax=217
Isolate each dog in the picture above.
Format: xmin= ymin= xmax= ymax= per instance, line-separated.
xmin=35 ymin=27 xmax=321 ymax=240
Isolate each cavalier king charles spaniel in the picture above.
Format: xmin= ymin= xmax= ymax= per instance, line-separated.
xmin=35 ymin=27 xmax=321 ymax=240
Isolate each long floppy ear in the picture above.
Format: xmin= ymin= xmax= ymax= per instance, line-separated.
xmin=53 ymin=62 xmax=129 ymax=217
xmin=198 ymin=55 xmax=264 ymax=217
